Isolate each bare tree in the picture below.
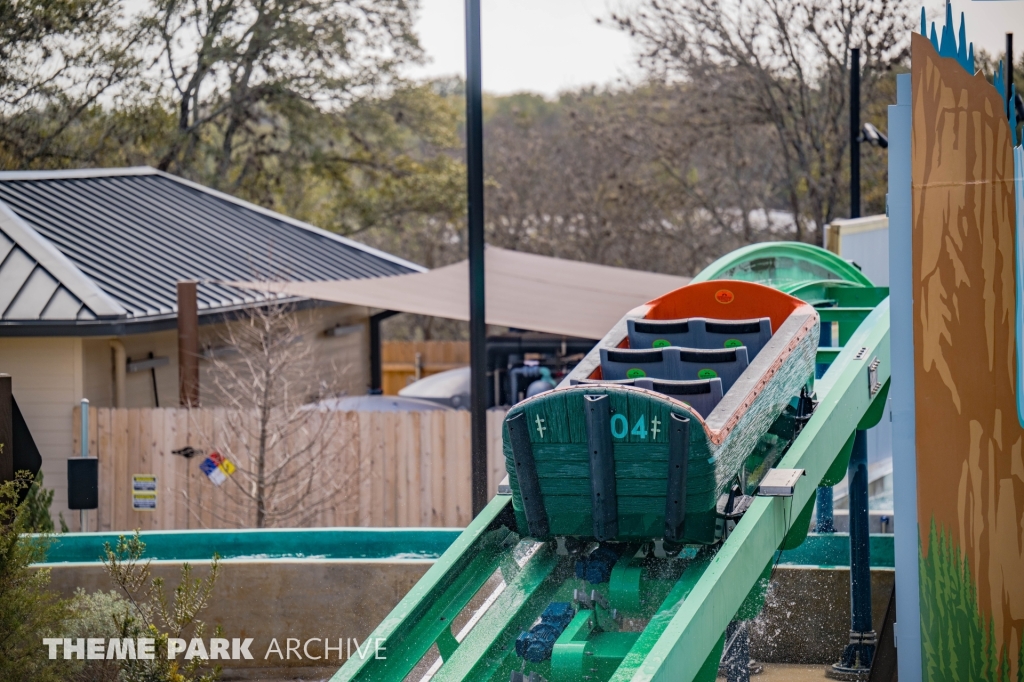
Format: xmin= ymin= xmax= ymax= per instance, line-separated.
xmin=480 ymin=90 xmax=795 ymax=277
xmin=190 ymin=301 xmax=352 ymax=528
xmin=612 ymin=0 xmax=912 ymax=242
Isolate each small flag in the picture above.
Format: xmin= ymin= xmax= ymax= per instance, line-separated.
xmin=199 ymin=451 xmax=235 ymax=486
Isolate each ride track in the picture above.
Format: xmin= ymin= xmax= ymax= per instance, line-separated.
xmin=332 ymin=242 xmax=891 ymax=682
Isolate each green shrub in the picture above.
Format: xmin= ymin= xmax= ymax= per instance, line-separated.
xmin=0 ymin=473 xmax=75 ymax=682
xmin=63 ymin=589 xmax=134 ymax=682
xmin=19 ymin=471 xmax=66 ymax=534
xmin=102 ymin=532 xmax=222 ymax=682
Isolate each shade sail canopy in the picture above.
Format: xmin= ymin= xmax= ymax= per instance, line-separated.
xmin=229 ymin=247 xmax=691 ymax=340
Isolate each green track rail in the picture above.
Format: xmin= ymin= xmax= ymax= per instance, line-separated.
xmin=333 ymin=243 xmax=890 ymax=682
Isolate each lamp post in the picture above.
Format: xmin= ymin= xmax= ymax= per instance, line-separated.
xmin=829 ymin=47 xmax=888 ymax=680
xmin=850 ymin=48 xmax=861 ymax=219
xmin=465 ymin=0 xmax=488 ymax=515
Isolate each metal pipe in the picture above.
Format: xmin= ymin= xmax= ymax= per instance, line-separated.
xmin=833 ymin=428 xmax=875 ymax=673
xmin=815 ymin=309 xmax=835 ymax=532
xmin=508 ymin=366 xmax=543 ymax=405
xmin=848 ymin=429 xmax=872 ymax=633
xmin=368 ymin=310 xmax=398 ymax=394
xmin=80 ymin=398 xmax=89 ymax=532
xmin=723 ymin=620 xmax=751 ymax=682
xmin=850 ymin=47 xmax=861 ymax=219
xmin=465 ymin=0 xmax=487 ymax=516
xmin=815 ymin=485 xmax=835 ymax=533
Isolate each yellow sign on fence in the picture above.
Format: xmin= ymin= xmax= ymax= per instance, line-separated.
xmin=131 ymin=474 xmax=157 ymax=511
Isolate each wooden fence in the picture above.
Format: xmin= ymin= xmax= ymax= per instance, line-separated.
xmin=72 ymin=406 xmax=507 ymax=532
xmin=381 ymin=340 xmax=469 ymax=395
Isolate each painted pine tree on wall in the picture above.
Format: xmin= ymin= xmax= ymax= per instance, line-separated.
xmin=920 ymin=521 xmax=1024 ymax=682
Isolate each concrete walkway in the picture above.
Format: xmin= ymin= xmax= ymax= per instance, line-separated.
xmin=750 ymin=663 xmax=834 ymax=680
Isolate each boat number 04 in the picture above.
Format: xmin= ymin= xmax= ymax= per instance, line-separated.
xmin=610 ymin=414 xmax=660 ymax=440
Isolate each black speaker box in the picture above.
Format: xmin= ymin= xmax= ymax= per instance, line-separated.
xmin=67 ymin=458 xmax=98 ymax=510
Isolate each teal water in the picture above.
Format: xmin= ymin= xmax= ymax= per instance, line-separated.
xmin=33 ymin=527 xmax=893 ymax=568
xmin=34 ymin=527 xmax=463 ymax=564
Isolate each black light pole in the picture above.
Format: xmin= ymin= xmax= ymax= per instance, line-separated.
xmin=832 ymin=45 xmax=876 ymax=678
xmin=850 ymin=47 xmax=861 ymax=219
xmin=465 ymin=0 xmax=488 ymax=516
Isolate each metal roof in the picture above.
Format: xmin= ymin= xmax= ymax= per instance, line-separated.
xmin=0 ymin=167 xmax=422 ymax=332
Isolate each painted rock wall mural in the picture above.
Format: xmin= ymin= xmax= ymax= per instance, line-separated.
xmin=911 ymin=9 xmax=1024 ymax=680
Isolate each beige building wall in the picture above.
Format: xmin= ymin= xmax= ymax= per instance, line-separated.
xmin=119 ymin=329 xmax=178 ymax=408
xmin=0 ymin=302 xmax=373 ymax=530
xmin=0 ymin=337 xmax=83 ymax=527
xmin=82 ymin=338 xmax=115 ymax=408
xmin=197 ymin=304 xmax=371 ymax=406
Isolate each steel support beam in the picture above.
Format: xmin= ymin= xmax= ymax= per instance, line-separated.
xmin=832 ymin=429 xmax=874 ymax=674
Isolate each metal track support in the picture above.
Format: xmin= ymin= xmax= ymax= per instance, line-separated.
xmin=831 ymin=429 xmax=875 ymax=678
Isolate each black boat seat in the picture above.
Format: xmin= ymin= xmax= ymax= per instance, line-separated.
xmin=634 ymin=378 xmax=724 ymax=417
xmin=703 ymin=318 xmax=772 ymax=357
xmin=628 ymin=318 xmax=700 ymax=349
xmin=664 ymin=347 xmax=749 ymax=392
xmin=570 ymin=378 xmax=638 ymax=385
xmin=598 ymin=348 xmax=675 ymax=380
xmin=628 ymin=317 xmax=773 ymax=358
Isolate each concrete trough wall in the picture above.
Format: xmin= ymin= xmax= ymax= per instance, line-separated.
xmin=45 ymin=559 xmax=432 ymax=679
xmin=37 ymin=530 xmax=895 ymax=678
xmin=751 ymin=566 xmax=894 ymax=664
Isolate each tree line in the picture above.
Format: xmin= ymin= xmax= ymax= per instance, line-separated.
xmin=9 ymin=0 xmax=1021 ymax=342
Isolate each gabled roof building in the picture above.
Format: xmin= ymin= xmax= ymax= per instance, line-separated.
xmin=0 ymin=167 xmax=420 ymax=525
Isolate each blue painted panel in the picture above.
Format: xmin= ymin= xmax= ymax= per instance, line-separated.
xmin=888 ymin=72 xmax=923 ymax=681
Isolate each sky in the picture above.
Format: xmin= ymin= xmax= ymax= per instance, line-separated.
xmin=403 ymin=0 xmax=1024 ymax=97
xmin=403 ymin=0 xmax=642 ymax=96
